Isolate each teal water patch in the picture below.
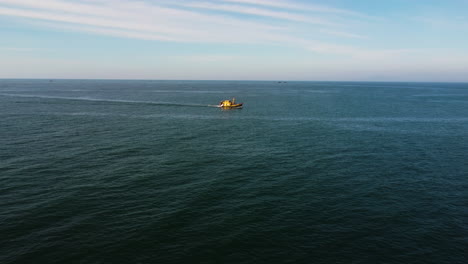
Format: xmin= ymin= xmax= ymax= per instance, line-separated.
xmin=0 ymin=80 xmax=467 ymax=264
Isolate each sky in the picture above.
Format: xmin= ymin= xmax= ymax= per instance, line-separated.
xmin=1 ymin=0 xmax=468 ymax=81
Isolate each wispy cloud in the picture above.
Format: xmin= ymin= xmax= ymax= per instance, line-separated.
xmin=183 ymin=2 xmax=338 ymax=26
xmin=222 ymin=0 xmax=373 ymax=18
xmin=0 ymin=46 xmax=38 ymax=52
xmin=0 ymin=0 xmax=288 ymax=42
xmin=318 ymin=29 xmax=368 ymax=39
xmin=2 ymin=0 xmax=467 ymax=81
xmin=0 ymin=0 xmax=384 ymax=56
xmin=178 ymin=54 xmax=241 ymax=63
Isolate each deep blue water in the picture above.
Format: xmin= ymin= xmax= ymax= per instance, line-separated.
xmin=0 ymin=80 xmax=467 ymax=264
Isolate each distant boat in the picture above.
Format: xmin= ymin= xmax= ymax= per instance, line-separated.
xmin=218 ymin=98 xmax=243 ymax=109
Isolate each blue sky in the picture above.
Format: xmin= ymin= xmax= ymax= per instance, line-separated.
xmin=1 ymin=0 xmax=468 ymax=81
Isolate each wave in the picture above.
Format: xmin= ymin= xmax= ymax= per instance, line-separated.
xmin=0 ymin=93 xmax=218 ymax=108
xmin=412 ymin=94 xmax=468 ymax=97
xmin=319 ymin=84 xmax=454 ymax=91
xmin=151 ymin=90 xmax=231 ymax=94
xmin=41 ymin=111 xmax=468 ymax=123
xmin=428 ymin=100 xmax=468 ymax=104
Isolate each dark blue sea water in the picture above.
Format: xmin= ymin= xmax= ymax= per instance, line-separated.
xmin=1 ymin=80 xmax=467 ymax=264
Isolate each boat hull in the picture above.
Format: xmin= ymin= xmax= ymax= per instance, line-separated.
xmin=219 ymin=103 xmax=243 ymax=109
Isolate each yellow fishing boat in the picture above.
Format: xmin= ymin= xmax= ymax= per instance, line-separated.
xmin=218 ymin=98 xmax=243 ymax=109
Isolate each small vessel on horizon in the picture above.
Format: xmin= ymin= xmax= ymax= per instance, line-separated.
xmin=218 ymin=98 xmax=243 ymax=109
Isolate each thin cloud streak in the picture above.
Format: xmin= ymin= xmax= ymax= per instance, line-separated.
xmin=0 ymin=6 xmax=181 ymax=40
xmin=0 ymin=0 xmax=128 ymax=18
xmin=222 ymin=0 xmax=371 ymax=18
xmin=0 ymin=0 xmax=282 ymax=31
xmin=0 ymin=5 xmax=285 ymax=44
xmin=319 ymin=29 xmax=368 ymax=39
xmin=0 ymin=0 xmax=394 ymax=57
xmin=184 ymin=2 xmax=338 ymax=26
xmin=0 ymin=46 xmax=38 ymax=52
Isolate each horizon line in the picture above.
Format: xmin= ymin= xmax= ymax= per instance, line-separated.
xmin=1 ymin=78 xmax=467 ymax=84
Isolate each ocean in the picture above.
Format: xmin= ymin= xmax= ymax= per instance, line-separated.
xmin=0 ymin=80 xmax=467 ymax=263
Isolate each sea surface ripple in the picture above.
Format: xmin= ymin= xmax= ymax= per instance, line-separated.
xmin=1 ymin=80 xmax=467 ymax=264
